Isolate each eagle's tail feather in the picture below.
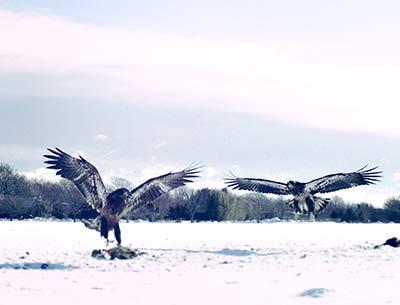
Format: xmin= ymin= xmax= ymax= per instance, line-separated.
xmin=313 ymin=197 xmax=330 ymax=213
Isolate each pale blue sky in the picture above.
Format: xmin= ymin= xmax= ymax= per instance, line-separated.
xmin=3 ymin=1 xmax=399 ymax=34
xmin=0 ymin=2 xmax=399 ymax=205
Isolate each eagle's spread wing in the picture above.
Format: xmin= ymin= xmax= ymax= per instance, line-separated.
xmin=44 ymin=148 xmax=107 ymax=211
xmin=119 ymin=164 xmax=201 ymax=218
xmin=305 ymin=165 xmax=382 ymax=194
xmin=225 ymin=174 xmax=289 ymax=195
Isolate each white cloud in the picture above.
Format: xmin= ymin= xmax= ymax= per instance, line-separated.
xmin=152 ymin=141 xmax=168 ymax=149
xmin=1 ymin=9 xmax=400 ymax=138
xmin=231 ymin=164 xmax=241 ymax=174
xmin=394 ymin=173 xmax=400 ymax=186
xmin=191 ymin=179 xmax=226 ymax=191
xmin=21 ymin=168 xmax=60 ymax=182
xmin=139 ymin=164 xmax=180 ymax=181
xmin=204 ymin=166 xmax=217 ymax=178
xmin=0 ymin=145 xmax=43 ymax=162
xmin=94 ymin=134 xmax=109 ymax=142
xmin=332 ymin=186 xmax=399 ymax=207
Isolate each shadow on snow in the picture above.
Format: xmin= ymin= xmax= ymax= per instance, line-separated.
xmin=0 ymin=262 xmax=77 ymax=270
xmin=142 ymin=247 xmax=285 ymax=257
xmin=298 ymin=288 xmax=334 ymax=298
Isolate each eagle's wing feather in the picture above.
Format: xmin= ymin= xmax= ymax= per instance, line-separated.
xmin=44 ymin=148 xmax=107 ymax=211
xmin=119 ymin=164 xmax=201 ymax=218
xmin=305 ymin=165 xmax=382 ymax=194
xmin=225 ymin=174 xmax=289 ymax=195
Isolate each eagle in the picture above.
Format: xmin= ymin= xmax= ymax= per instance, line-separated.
xmin=44 ymin=147 xmax=201 ymax=244
xmin=225 ymin=165 xmax=382 ymax=220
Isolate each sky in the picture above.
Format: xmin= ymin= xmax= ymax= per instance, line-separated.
xmin=0 ymin=1 xmax=400 ymax=206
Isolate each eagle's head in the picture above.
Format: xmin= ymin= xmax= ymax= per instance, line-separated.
xmin=287 ymin=180 xmax=295 ymax=189
xmin=286 ymin=180 xmax=303 ymax=194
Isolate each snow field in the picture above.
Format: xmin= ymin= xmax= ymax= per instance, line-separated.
xmin=1 ymin=220 xmax=399 ymax=305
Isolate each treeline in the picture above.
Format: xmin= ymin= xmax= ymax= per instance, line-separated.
xmin=1 ymin=163 xmax=400 ymax=222
xmin=158 ymin=189 xmax=400 ymax=223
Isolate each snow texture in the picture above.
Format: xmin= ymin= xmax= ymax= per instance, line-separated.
xmin=1 ymin=220 xmax=399 ymax=305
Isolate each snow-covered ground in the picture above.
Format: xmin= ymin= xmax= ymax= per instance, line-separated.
xmin=1 ymin=220 xmax=399 ymax=305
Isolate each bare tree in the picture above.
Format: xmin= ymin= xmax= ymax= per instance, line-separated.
xmin=384 ymin=197 xmax=400 ymax=222
xmin=172 ymin=187 xmax=202 ymax=222
xmin=384 ymin=196 xmax=400 ymax=212
xmin=0 ymin=163 xmax=18 ymax=196
xmin=108 ymin=177 xmax=133 ymax=192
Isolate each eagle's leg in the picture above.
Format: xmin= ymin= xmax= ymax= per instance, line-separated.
xmin=288 ymin=199 xmax=301 ymax=220
xmin=305 ymin=196 xmax=316 ymax=222
xmin=100 ymin=216 xmax=109 ymax=241
xmin=114 ymin=222 xmax=122 ymax=245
